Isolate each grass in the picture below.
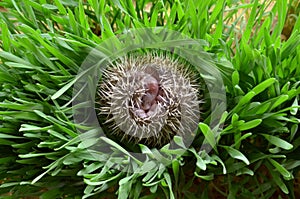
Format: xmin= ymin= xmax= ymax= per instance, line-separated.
xmin=0 ymin=0 xmax=300 ymax=198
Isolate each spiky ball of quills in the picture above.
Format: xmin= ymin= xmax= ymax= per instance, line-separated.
xmin=96 ymin=53 xmax=201 ymax=147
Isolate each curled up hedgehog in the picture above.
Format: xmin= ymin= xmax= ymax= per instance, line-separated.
xmin=96 ymin=53 xmax=201 ymax=147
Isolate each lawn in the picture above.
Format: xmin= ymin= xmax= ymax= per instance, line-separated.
xmin=0 ymin=0 xmax=299 ymax=198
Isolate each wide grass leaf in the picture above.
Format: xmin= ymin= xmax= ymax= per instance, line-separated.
xmin=262 ymin=134 xmax=293 ymax=150
xmin=222 ymin=146 xmax=250 ymax=165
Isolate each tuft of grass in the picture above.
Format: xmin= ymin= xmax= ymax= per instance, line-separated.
xmin=0 ymin=0 xmax=299 ymax=198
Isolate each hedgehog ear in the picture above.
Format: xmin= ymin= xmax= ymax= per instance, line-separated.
xmin=144 ymin=65 xmax=160 ymax=81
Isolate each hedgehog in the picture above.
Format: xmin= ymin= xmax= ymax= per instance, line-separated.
xmin=96 ymin=53 xmax=200 ymax=147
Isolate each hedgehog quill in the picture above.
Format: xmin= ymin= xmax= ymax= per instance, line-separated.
xmin=97 ymin=53 xmax=201 ymax=147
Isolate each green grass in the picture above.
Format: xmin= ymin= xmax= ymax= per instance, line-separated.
xmin=0 ymin=0 xmax=300 ymax=198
